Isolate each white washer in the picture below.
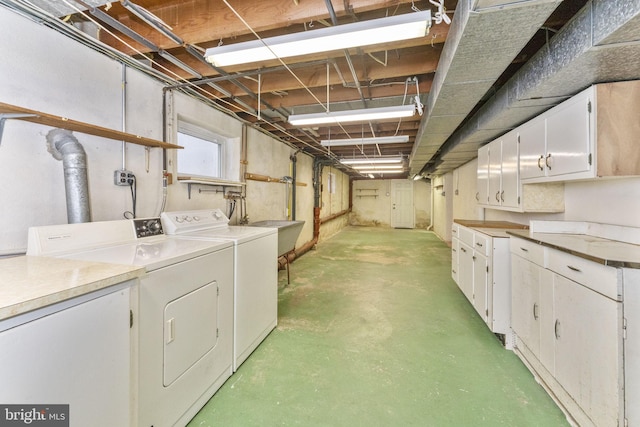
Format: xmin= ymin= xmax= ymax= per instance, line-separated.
xmin=27 ymin=218 xmax=234 ymax=427
xmin=161 ymin=209 xmax=278 ymax=371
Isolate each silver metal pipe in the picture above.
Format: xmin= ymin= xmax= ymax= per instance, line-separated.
xmin=46 ymin=129 xmax=92 ymax=223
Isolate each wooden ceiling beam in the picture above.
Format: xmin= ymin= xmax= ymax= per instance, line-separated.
xmin=95 ymin=0 xmax=425 ymax=54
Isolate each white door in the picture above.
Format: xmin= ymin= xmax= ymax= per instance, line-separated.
xmin=553 ymin=274 xmax=622 ymax=427
xmin=501 ymin=131 xmax=520 ymax=208
xmin=391 ymin=179 xmax=414 ymax=228
xmin=511 ymin=254 xmax=541 ymax=355
xmin=545 ymin=89 xmax=592 ymax=177
xmin=519 ymin=118 xmax=546 ymax=181
xmin=488 ymin=140 xmax=502 ymax=206
xmin=472 ymin=252 xmax=488 ymax=322
xmin=458 ymin=242 xmax=474 ymax=303
xmin=477 ymin=144 xmax=490 ymax=204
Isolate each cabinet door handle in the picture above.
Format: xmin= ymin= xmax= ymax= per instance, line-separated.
xmin=495 ymin=191 xmax=500 ymax=202
xmin=475 ymin=192 xmax=480 ymax=201
xmin=567 ymin=265 xmax=582 ymax=273
xmin=500 ymin=191 xmax=505 ymax=202
xmin=554 ymin=319 xmax=561 ymax=339
xmin=537 ymin=155 xmax=544 ymax=171
xmin=452 ymin=248 xmax=457 ymax=252
xmin=520 ymin=247 xmax=529 ymax=252
xmin=460 ymin=247 xmax=467 ymax=253
xmin=476 ymin=242 xmax=483 ymax=248
xmin=545 ymin=153 xmax=552 ymax=170
xmin=452 ymin=269 xmax=457 ymax=274
xmin=472 ymin=255 xmax=476 ymax=261
xmin=533 ymin=303 xmax=539 ymax=320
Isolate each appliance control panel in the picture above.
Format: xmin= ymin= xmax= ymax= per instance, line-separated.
xmin=133 ymin=218 xmax=164 ymax=238
xmin=160 ymin=209 xmax=230 ymax=235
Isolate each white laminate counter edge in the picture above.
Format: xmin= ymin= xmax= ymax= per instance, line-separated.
xmin=508 ymin=227 xmax=640 ymax=269
xmin=0 ymin=256 xmax=144 ymax=321
xmin=530 ymin=221 xmax=640 ymax=246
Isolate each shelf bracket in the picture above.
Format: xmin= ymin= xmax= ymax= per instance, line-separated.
xmin=0 ymin=113 xmax=37 ymax=146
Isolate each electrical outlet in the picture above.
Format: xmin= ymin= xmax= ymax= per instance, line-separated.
xmin=114 ymin=169 xmax=135 ymax=186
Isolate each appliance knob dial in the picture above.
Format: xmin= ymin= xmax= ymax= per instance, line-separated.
xmin=214 ymin=211 xmax=222 ymax=219
xmin=175 ymin=216 xmax=183 ymax=223
xmin=184 ymin=216 xmax=192 ymax=222
xmin=193 ymin=216 xmax=200 ymax=221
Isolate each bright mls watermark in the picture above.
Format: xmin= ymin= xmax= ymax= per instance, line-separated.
xmin=0 ymin=405 xmax=68 ymax=426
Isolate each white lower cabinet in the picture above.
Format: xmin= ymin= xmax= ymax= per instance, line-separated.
xmin=0 ymin=283 xmax=133 ymax=427
xmin=511 ymin=237 xmax=625 ymax=426
xmin=452 ymin=223 xmax=512 ymax=343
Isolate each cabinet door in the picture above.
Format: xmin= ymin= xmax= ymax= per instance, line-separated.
xmin=500 ymin=131 xmax=520 ymax=208
xmin=488 ymin=140 xmax=502 ymax=206
xmin=519 ymin=118 xmax=546 ymax=180
xmin=477 ymin=144 xmax=489 ymax=204
xmin=458 ymin=242 xmax=474 ymax=303
xmin=0 ymin=288 xmax=131 ymax=426
xmin=545 ymin=89 xmax=593 ymax=177
xmin=553 ymin=274 xmax=622 ymax=427
xmin=451 ymin=238 xmax=459 ymax=283
xmin=511 ymin=254 xmax=541 ymax=355
xmin=473 ymin=252 xmax=489 ymax=322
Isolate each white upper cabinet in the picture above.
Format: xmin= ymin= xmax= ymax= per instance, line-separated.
xmin=521 ymin=81 xmax=640 ymax=183
xmin=477 ymin=129 xmax=563 ymax=213
xmin=519 ymin=116 xmax=546 ymax=181
xmin=545 ymin=89 xmax=592 ymax=177
xmin=477 ymin=144 xmax=489 ymax=204
xmin=500 ymin=131 xmax=519 ymax=208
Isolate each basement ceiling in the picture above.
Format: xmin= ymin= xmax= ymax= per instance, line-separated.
xmin=3 ymin=0 xmax=614 ymax=179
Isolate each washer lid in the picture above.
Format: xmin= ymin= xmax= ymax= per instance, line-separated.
xmin=180 ymin=225 xmax=276 ymax=244
xmin=56 ymin=236 xmax=232 ymax=271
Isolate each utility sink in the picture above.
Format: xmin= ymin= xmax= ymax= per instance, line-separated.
xmin=250 ymin=220 xmax=305 ymax=257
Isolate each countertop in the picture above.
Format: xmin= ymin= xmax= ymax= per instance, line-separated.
xmin=508 ymin=230 xmax=640 ymax=269
xmin=454 ymin=219 xmax=529 ymax=229
xmin=455 ymin=220 xmax=529 ymax=238
xmin=0 ymin=256 xmax=144 ymax=321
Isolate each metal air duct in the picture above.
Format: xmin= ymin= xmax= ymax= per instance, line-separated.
xmin=46 ymin=129 xmax=92 ymax=223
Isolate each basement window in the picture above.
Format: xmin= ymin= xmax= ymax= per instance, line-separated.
xmin=177 ymin=122 xmax=224 ymax=180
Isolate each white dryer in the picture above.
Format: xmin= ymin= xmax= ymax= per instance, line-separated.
xmin=162 ymin=209 xmax=278 ymax=371
xmin=27 ymin=218 xmax=234 ymax=427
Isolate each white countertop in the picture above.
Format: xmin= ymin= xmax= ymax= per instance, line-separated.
xmin=508 ymin=230 xmax=640 ymax=269
xmin=0 ymin=256 xmax=144 ymax=321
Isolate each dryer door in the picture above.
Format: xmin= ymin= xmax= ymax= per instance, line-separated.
xmin=163 ymin=281 xmax=219 ymax=386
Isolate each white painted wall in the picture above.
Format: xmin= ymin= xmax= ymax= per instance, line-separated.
xmin=350 ymin=179 xmax=431 ymax=229
xmin=0 ymin=7 xmax=347 ymax=255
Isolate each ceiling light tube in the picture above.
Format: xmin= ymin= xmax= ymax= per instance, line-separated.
xmin=289 ymin=105 xmax=416 ymax=126
xmin=351 ymin=165 xmax=406 ymax=170
xmin=340 ymin=157 xmax=403 ymax=165
xmin=205 ymin=11 xmax=431 ymax=67
xmin=358 ymin=170 xmax=406 ymax=174
xmin=321 ymin=135 xmax=409 ymax=147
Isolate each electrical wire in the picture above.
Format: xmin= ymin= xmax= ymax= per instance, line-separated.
xmin=123 ymin=174 xmax=137 ymax=219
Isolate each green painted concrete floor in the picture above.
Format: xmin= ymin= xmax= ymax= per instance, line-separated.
xmin=188 ymin=226 xmax=568 ymax=427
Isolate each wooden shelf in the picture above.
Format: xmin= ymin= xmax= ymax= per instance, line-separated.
xmin=0 ymin=102 xmax=182 ymax=149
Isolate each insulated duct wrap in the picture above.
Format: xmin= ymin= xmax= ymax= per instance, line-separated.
xmin=46 ymin=129 xmax=92 ymax=223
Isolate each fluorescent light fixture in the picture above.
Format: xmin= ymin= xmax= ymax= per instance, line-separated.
xmin=359 ymin=170 xmax=406 ymax=174
xmin=351 ymin=165 xmax=406 ymax=170
xmin=205 ymin=11 xmax=431 ymax=67
xmin=340 ymin=157 xmax=403 ymax=165
xmin=321 ymin=135 xmax=409 ymax=147
xmin=289 ymin=105 xmax=416 ymax=126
